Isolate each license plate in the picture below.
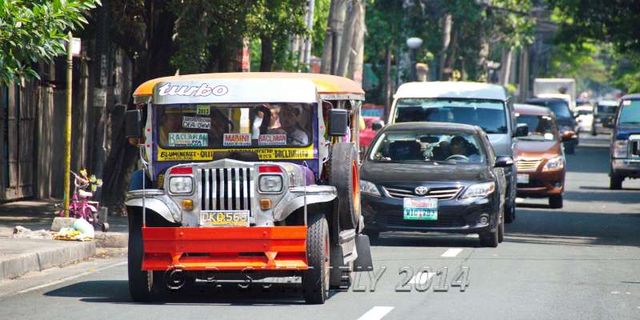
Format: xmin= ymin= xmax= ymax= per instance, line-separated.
xmin=403 ymin=197 xmax=438 ymax=221
xmin=200 ymin=210 xmax=250 ymax=227
xmin=517 ymin=173 xmax=529 ymax=184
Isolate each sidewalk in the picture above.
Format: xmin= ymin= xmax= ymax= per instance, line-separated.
xmin=0 ymin=200 xmax=128 ymax=281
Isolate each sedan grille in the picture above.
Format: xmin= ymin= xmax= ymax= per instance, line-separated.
xmin=383 ymin=186 xmax=462 ymax=200
xmin=516 ymin=159 xmax=541 ymax=171
xmin=199 ymin=168 xmax=254 ymax=211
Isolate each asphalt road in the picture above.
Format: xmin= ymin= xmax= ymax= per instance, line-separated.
xmin=1 ymin=138 xmax=639 ymax=320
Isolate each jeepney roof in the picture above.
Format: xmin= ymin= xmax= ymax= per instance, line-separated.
xmin=133 ymin=72 xmax=364 ymax=102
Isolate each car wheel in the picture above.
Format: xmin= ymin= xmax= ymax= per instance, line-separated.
xmin=610 ymin=175 xmax=623 ymax=190
xmin=549 ymin=195 xmax=563 ymax=209
xmin=565 ymin=143 xmax=575 ymax=154
xmin=364 ymin=228 xmax=380 ymax=243
xmin=128 ymin=213 xmax=162 ymax=302
xmin=302 ymin=213 xmax=330 ymax=304
xmin=479 ymin=223 xmax=499 ymax=248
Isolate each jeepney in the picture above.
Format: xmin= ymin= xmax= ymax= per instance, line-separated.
xmin=124 ymin=72 xmax=373 ymax=304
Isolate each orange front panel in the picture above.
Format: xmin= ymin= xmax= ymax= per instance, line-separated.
xmin=141 ymin=226 xmax=308 ymax=271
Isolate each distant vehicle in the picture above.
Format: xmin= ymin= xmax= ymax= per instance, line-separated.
xmin=360 ymin=104 xmax=385 ymax=155
xmin=595 ymin=100 xmax=619 ymax=132
xmin=526 ymin=97 xmax=578 ymax=154
xmin=575 ymin=104 xmax=594 ymax=133
xmin=609 ymin=94 xmax=640 ymax=189
xmin=389 ymin=81 xmax=524 ymax=224
xmin=533 ymin=78 xmax=576 ymax=111
xmin=514 ymin=104 xmax=566 ymax=208
xmin=360 ymin=122 xmax=511 ymax=247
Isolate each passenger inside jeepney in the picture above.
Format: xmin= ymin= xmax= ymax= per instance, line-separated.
xmin=268 ymin=104 xmax=309 ymax=145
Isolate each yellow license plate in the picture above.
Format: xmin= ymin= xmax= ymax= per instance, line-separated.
xmin=200 ymin=211 xmax=250 ymax=227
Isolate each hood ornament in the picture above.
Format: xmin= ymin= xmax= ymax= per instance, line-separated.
xmin=414 ymin=186 xmax=429 ymax=195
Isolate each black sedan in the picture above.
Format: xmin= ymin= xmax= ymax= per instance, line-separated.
xmin=360 ymin=122 xmax=512 ymax=247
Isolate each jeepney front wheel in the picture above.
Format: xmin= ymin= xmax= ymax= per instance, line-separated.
xmin=128 ymin=212 xmax=162 ymax=302
xmin=329 ymin=143 xmax=361 ymax=230
xmin=302 ymin=213 xmax=330 ymax=304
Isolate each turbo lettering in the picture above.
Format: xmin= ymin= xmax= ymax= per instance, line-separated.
xmin=157 ymin=83 xmax=229 ymax=97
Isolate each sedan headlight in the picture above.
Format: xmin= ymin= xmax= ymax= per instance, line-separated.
xmin=169 ymin=176 xmax=193 ymax=194
xmin=461 ymin=182 xmax=495 ymax=199
xmin=613 ymin=140 xmax=628 ymax=158
xmin=543 ymin=156 xmax=564 ymax=171
xmin=259 ymin=175 xmax=283 ymax=193
xmin=360 ymin=180 xmax=381 ymax=196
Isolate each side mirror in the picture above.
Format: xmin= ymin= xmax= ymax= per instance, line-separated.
xmin=371 ymin=120 xmax=385 ymax=131
xmin=125 ymin=109 xmax=144 ymax=142
xmin=495 ymin=156 xmax=514 ymax=168
xmin=328 ymin=109 xmax=349 ymax=136
xmin=515 ymin=123 xmax=529 ymax=137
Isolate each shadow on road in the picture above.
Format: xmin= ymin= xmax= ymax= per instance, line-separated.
xmin=505 ymin=208 xmax=640 ymax=247
xmin=43 ymin=280 xmax=348 ymax=305
xmin=370 ymin=232 xmax=481 ymax=248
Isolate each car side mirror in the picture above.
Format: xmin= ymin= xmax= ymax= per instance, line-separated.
xmin=371 ymin=120 xmax=385 ymax=131
xmin=515 ymin=123 xmax=528 ymax=137
xmin=328 ymin=109 xmax=349 ymax=136
xmin=125 ymin=109 xmax=144 ymax=145
xmin=495 ymin=156 xmax=514 ymax=168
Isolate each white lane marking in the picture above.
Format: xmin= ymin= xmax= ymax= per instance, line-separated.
xmin=441 ymin=248 xmax=463 ymax=257
xmin=17 ymin=261 xmax=127 ymax=295
xmin=408 ymin=271 xmax=435 ymax=285
xmin=357 ymin=306 xmax=394 ymax=320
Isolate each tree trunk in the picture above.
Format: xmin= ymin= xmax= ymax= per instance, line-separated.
xmin=438 ymin=14 xmax=453 ymax=80
xmin=321 ymin=0 xmax=347 ymax=74
xmin=337 ymin=1 xmax=357 ymax=77
xmin=384 ymin=46 xmax=392 ymax=122
xmin=500 ymin=46 xmax=514 ymax=86
xmin=349 ymin=0 xmax=365 ymax=83
xmin=260 ymin=36 xmax=274 ymax=72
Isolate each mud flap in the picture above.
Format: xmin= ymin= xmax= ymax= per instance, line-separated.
xmin=353 ymin=234 xmax=373 ymax=272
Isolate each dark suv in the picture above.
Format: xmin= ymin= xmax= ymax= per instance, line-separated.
xmin=610 ymin=94 xmax=640 ymax=189
xmin=526 ymin=97 xmax=578 ymax=154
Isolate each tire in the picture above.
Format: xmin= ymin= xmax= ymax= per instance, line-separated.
xmin=504 ymin=201 xmax=515 ymax=224
xmin=128 ymin=213 xmax=161 ymax=302
xmin=610 ymin=175 xmax=623 ymax=190
xmin=565 ymin=143 xmax=575 ymax=155
xmin=329 ymin=143 xmax=361 ymax=230
xmin=302 ymin=213 xmax=330 ymax=304
xmin=479 ymin=219 xmax=499 ymax=248
xmin=549 ymin=195 xmax=563 ymax=209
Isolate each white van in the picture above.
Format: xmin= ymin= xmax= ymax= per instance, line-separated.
xmin=389 ymin=81 xmax=523 ymax=223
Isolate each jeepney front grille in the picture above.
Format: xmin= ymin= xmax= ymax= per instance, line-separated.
xmin=383 ymin=186 xmax=462 ymax=200
xmin=516 ymin=159 xmax=541 ymax=172
xmin=200 ymin=168 xmax=254 ymax=211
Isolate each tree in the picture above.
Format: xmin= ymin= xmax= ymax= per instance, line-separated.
xmin=0 ymin=0 xmax=100 ymax=84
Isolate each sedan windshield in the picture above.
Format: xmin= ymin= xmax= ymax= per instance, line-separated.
xmin=157 ymin=103 xmax=312 ymax=149
xmin=369 ymin=131 xmax=485 ymax=164
xmin=619 ymin=100 xmax=640 ymax=125
xmin=394 ymin=98 xmax=507 ymax=134
xmin=516 ymin=114 xmax=558 ymax=141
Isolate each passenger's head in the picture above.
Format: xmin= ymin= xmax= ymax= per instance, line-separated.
xmin=280 ymin=105 xmax=302 ymax=129
xmin=450 ymin=136 xmax=468 ymax=155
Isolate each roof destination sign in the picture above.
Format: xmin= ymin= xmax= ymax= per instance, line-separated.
xmin=152 ymin=79 xmax=318 ymax=105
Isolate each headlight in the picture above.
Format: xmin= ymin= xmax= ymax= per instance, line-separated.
xmin=613 ymin=140 xmax=628 ymax=158
xmin=461 ymin=182 xmax=495 ymax=199
xmin=543 ymin=156 xmax=564 ymax=171
xmin=259 ymin=175 xmax=283 ymax=193
xmin=360 ymin=180 xmax=381 ymax=196
xmin=169 ymin=176 xmax=193 ymax=194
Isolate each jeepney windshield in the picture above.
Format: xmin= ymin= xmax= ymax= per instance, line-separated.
xmin=156 ymin=103 xmax=313 ymax=148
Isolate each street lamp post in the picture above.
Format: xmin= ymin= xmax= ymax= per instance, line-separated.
xmin=406 ymin=37 xmax=423 ymax=82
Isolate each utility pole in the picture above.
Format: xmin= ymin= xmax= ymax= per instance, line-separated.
xmin=63 ymin=32 xmax=73 ymax=217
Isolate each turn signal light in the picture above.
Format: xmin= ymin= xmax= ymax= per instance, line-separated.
xmin=259 ymin=198 xmax=272 ymax=210
xmin=182 ymin=199 xmax=194 ymax=211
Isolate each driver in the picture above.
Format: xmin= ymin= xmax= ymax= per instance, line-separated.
xmin=449 ymin=136 xmax=482 ymax=162
xmin=268 ymin=104 xmax=309 ymax=145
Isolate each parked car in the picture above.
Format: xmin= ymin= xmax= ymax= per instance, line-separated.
xmin=514 ymin=104 xmax=566 ymax=208
xmin=575 ymin=104 xmax=594 ymax=133
xmin=360 ymin=104 xmax=385 ymax=156
xmin=609 ymin=94 xmax=640 ymax=189
xmin=595 ymin=100 xmax=619 ymax=133
xmin=526 ymin=97 xmax=578 ymax=154
xmin=360 ymin=122 xmax=511 ymax=247
xmin=389 ymin=81 xmax=523 ymax=224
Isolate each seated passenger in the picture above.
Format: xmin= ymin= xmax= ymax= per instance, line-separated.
xmin=388 ymin=141 xmax=423 ymax=161
xmin=268 ymin=105 xmax=309 ymax=146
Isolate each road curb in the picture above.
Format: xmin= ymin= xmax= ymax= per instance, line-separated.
xmin=95 ymin=232 xmax=128 ymax=248
xmin=0 ymin=240 xmax=96 ymax=281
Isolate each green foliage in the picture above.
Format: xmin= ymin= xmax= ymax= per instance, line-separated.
xmin=0 ymin=0 xmax=100 ymax=84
